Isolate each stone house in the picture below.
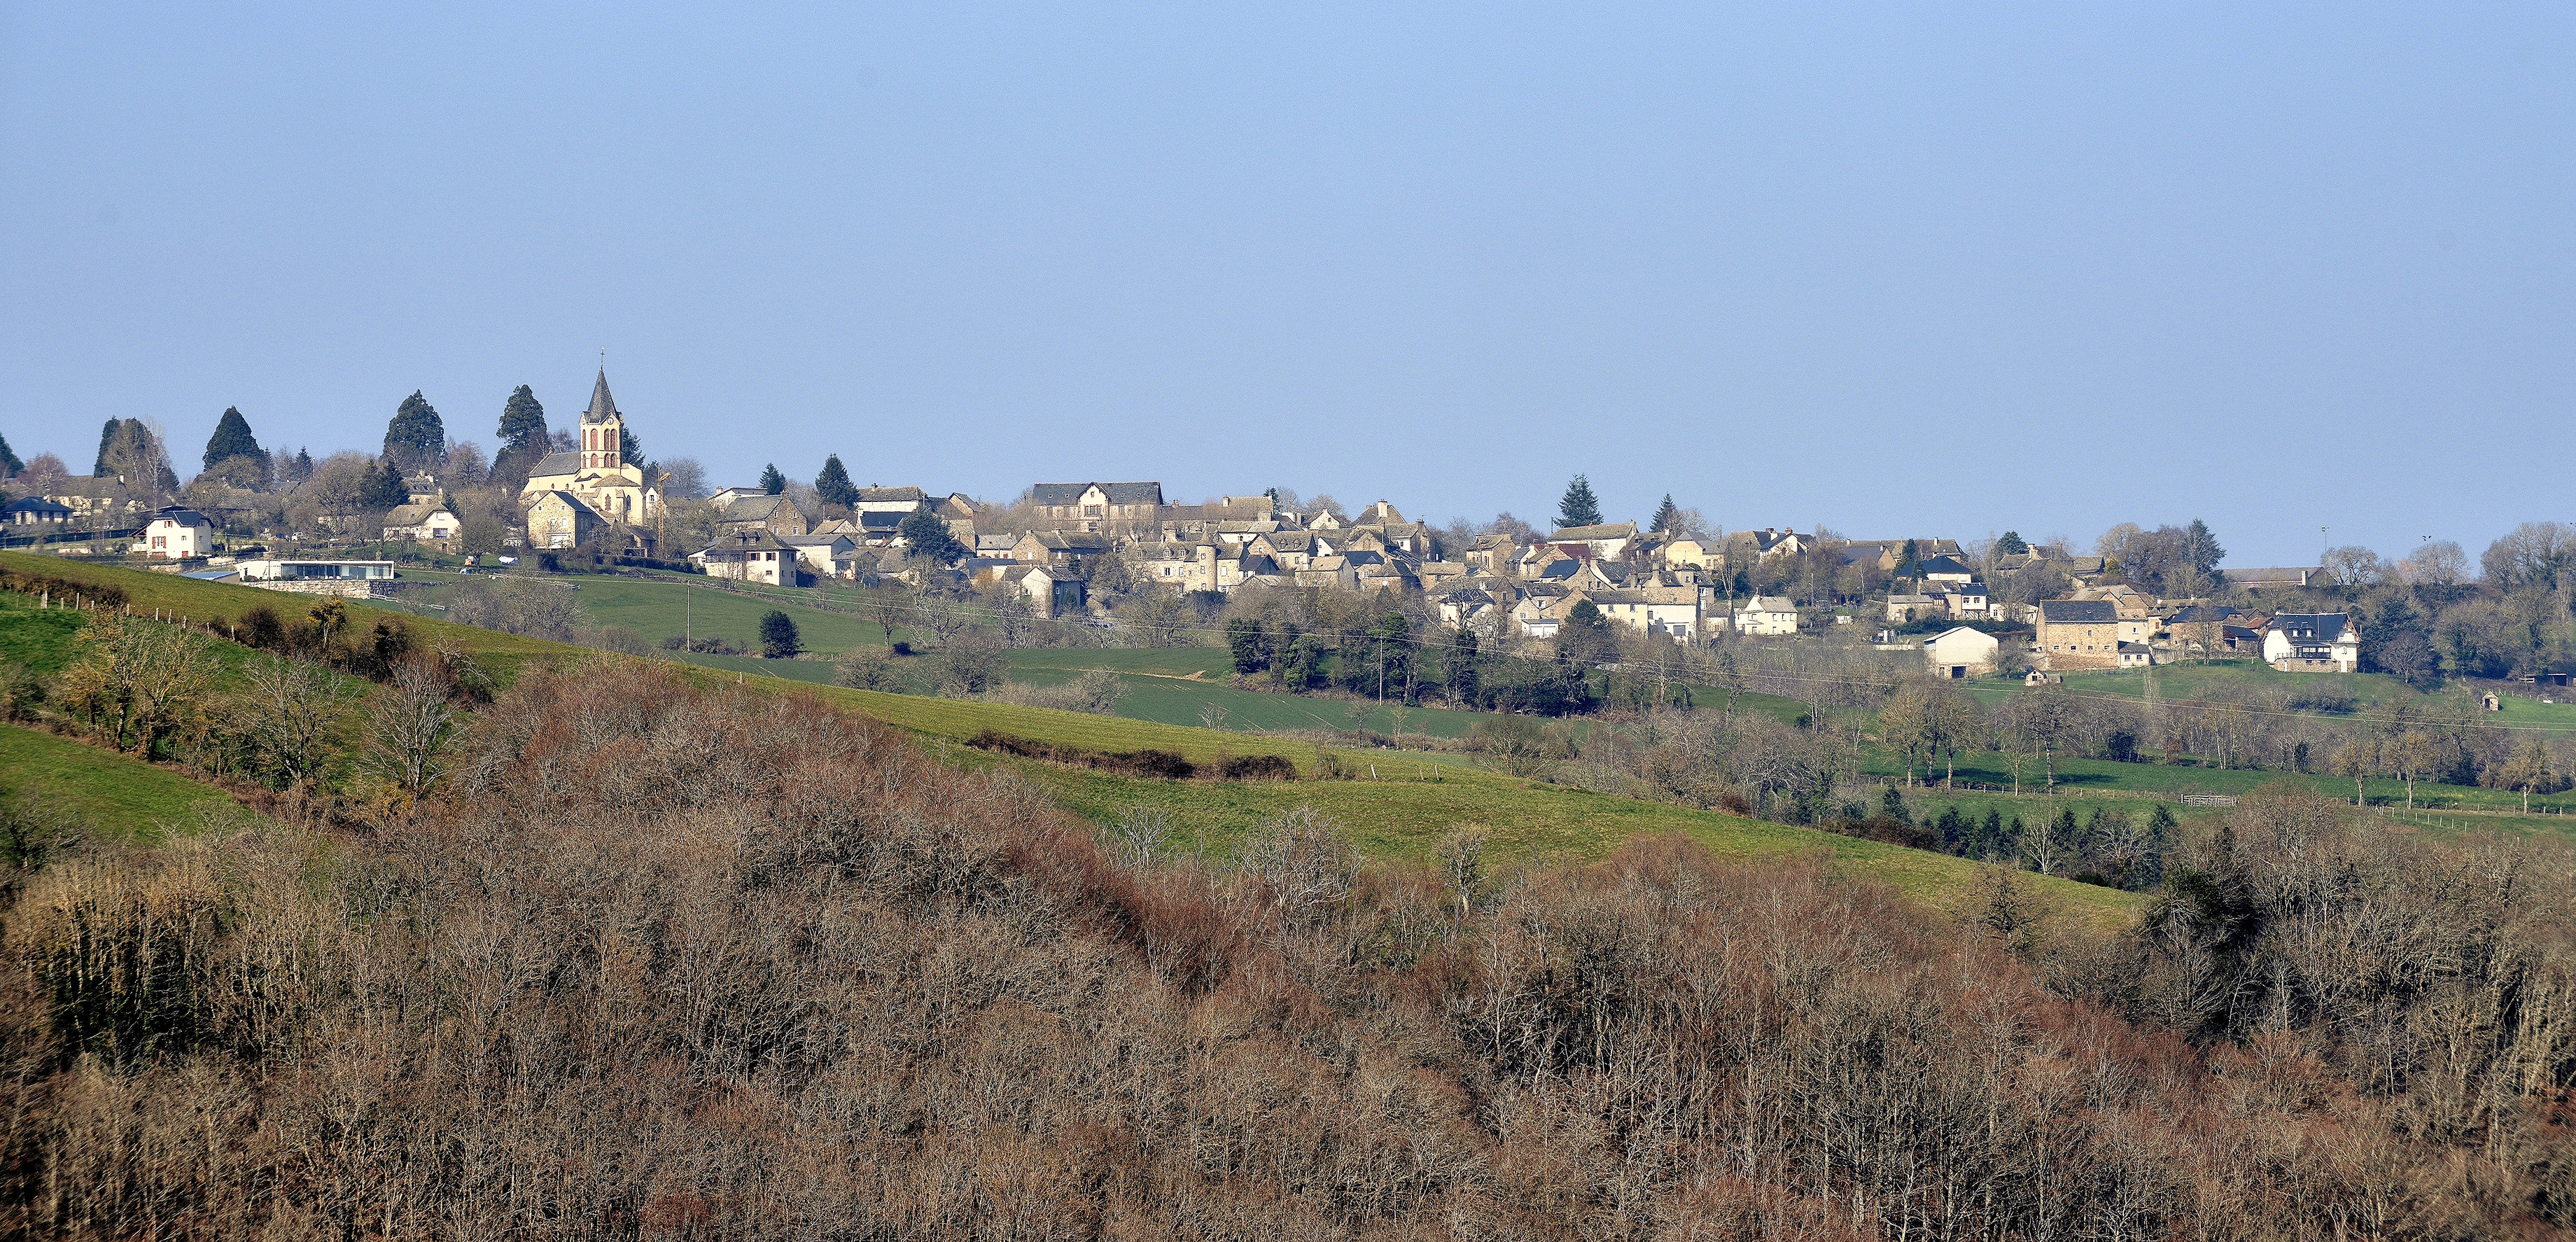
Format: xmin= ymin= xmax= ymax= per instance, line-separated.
xmin=525 ymin=491 xmax=605 ymax=550
xmin=1029 ymin=481 xmax=1164 ymax=531
xmin=993 ymin=564 xmax=1086 ymax=618
xmin=714 ymin=493 xmax=811 ymax=538
xmin=2036 ymin=599 xmax=2121 ymax=670
xmin=1010 ymin=531 xmax=1113 ymax=570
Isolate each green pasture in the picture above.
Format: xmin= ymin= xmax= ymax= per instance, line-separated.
xmin=0 ymin=725 xmax=241 ymax=843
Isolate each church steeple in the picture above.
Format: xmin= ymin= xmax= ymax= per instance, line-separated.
xmin=580 ymin=366 xmax=624 ymax=471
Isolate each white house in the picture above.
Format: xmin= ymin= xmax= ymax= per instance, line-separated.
xmin=1924 ymin=627 xmax=2001 ymax=678
xmin=780 ymin=533 xmax=860 ymax=580
xmin=1587 ymin=588 xmax=1700 ymax=643
xmin=1734 ymin=594 xmax=1799 ymax=636
xmin=2262 ymin=613 xmax=2360 ymax=672
xmin=133 ymin=508 xmax=215 ymax=559
xmin=692 ymin=531 xmax=797 ymax=586
xmin=383 ymin=503 xmax=461 ymax=547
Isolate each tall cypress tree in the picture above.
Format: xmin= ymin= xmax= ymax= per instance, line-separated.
xmin=93 ymin=419 xmax=120 ymax=476
xmin=759 ymin=464 xmax=786 ymax=495
xmin=496 ymin=386 xmax=547 ymax=459
xmin=384 ymin=392 xmax=447 ymax=471
xmin=0 ymin=433 xmax=20 ymax=476
xmin=815 ymin=454 xmax=858 ymax=508
xmin=202 ymin=407 xmax=267 ymax=473
xmin=1649 ymin=494 xmax=1681 ymax=534
xmin=1555 ymin=475 xmax=1602 ymax=530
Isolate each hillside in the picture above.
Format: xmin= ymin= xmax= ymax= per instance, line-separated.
xmin=0 ymin=552 xmax=2138 ymax=923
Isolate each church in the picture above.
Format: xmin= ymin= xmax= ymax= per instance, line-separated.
xmin=520 ymin=368 xmax=662 ymax=550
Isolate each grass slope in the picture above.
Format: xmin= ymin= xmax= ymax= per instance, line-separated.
xmin=0 ymin=725 xmax=239 ymax=842
xmin=0 ymin=555 xmax=2138 ymax=923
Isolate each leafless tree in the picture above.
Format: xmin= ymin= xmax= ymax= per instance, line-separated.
xmin=234 ymin=652 xmax=355 ymax=788
xmin=361 ymin=655 xmax=460 ymax=797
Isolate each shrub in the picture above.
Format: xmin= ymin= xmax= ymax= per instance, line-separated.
xmin=757 ymin=610 xmax=801 ymax=659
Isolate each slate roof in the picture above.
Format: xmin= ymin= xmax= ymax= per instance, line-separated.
xmin=3 ymin=497 xmax=73 ymax=517
xmin=2268 ymin=613 xmax=2350 ymax=641
xmin=1031 ymin=481 xmax=1164 ymax=506
xmin=582 ymin=368 xmax=620 ymax=425
xmin=2165 ymin=605 xmax=2242 ymax=625
xmin=857 ymin=486 xmax=926 ymax=503
xmin=722 ymin=494 xmax=795 ymax=522
xmin=528 ymin=451 xmax=583 ymax=477
xmin=152 ymin=507 xmax=213 ymax=527
xmin=2038 ymin=599 xmax=2119 ymax=624
xmin=384 ymin=503 xmax=448 ymax=526
xmin=1550 ymin=522 xmax=1639 ymax=542
xmin=1917 ymin=555 xmax=1973 ymax=576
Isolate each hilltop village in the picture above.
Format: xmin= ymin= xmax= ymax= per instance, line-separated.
xmin=2 ymin=372 xmax=2567 ymax=704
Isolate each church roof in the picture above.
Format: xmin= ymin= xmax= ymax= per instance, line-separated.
xmin=582 ymin=368 xmax=620 ymax=425
xmin=528 ymin=451 xmax=582 ymax=477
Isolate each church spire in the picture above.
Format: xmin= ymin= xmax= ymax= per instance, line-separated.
xmin=582 ymin=367 xmax=619 ymax=425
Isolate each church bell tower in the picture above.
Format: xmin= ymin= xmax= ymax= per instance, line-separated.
xmin=580 ymin=367 xmax=624 ymax=472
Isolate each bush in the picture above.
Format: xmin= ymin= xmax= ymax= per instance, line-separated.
xmin=832 ymin=646 xmax=895 ymax=690
xmin=987 ymin=669 xmax=1127 ymax=715
xmin=758 ymin=610 xmax=801 ymax=659
xmin=590 ymin=626 xmax=652 ymax=656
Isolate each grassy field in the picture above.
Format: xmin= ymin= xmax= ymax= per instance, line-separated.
xmin=0 ymin=725 xmax=244 ymax=842
xmin=388 ymin=572 xmax=915 ymax=655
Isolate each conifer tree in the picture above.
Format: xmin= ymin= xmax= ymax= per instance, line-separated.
xmin=1649 ymin=494 xmax=1681 ymax=534
xmin=290 ymin=448 xmax=314 ymax=484
xmin=384 ymin=392 xmax=447 ymax=470
xmin=815 ymin=454 xmax=858 ymax=509
xmin=1997 ymin=531 xmax=2029 ymax=555
xmin=1555 ymin=475 xmax=1602 ymax=529
xmin=0 ymin=433 xmax=19 ymax=476
xmin=759 ymin=464 xmax=786 ymax=495
xmin=496 ymin=386 xmax=547 ymax=459
xmin=364 ymin=456 xmax=410 ymax=510
xmin=92 ymin=419 xmax=120 ymax=476
xmin=202 ymin=407 xmax=267 ymax=473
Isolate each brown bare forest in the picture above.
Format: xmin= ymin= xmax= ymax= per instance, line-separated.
xmin=11 ymin=663 xmax=2576 ymax=1238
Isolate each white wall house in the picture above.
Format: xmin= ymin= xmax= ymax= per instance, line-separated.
xmin=1924 ymin=627 xmax=2001 ymax=678
xmin=2262 ymin=613 xmax=2360 ymax=672
xmin=1734 ymin=594 xmax=1799 ymax=636
xmin=134 ymin=508 xmax=215 ymax=559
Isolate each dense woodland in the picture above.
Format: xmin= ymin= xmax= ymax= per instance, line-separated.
xmin=3 ymin=662 xmax=2575 ymax=1238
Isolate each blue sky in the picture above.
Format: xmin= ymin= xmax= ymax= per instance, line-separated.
xmin=3 ymin=4 xmax=2568 ymax=565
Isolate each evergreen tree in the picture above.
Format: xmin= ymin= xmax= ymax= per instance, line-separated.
xmin=897 ymin=508 xmax=966 ymax=565
xmin=496 ymin=386 xmax=548 ymax=459
xmin=93 ymin=419 xmax=167 ymax=487
xmin=814 ymin=454 xmax=859 ymax=509
xmin=1225 ymin=617 xmax=1272 ymax=675
xmin=202 ymin=407 xmax=267 ymax=473
xmin=1898 ymin=538 xmax=1921 ymax=578
xmin=620 ymin=427 xmax=646 ymax=475
xmin=759 ymin=610 xmax=802 ymax=660
xmin=0 ymin=433 xmax=19 ymax=476
xmin=384 ymin=391 xmax=447 ymax=471
xmin=1997 ymin=531 xmax=2029 ymax=555
xmin=1441 ymin=625 xmax=1480 ymax=704
xmin=1649 ymin=494 xmax=1681 ymax=534
xmin=1555 ymin=599 xmax=1617 ymax=669
xmin=1555 ymin=475 xmax=1602 ymax=529
xmin=759 ymin=464 xmax=786 ymax=495
xmin=2183 ymin=518 xmax=2225 ymax=577
xmin=290 ymin=449 xmax=314 ymax=484
xmin=363 ymin=456 xmax=410 ymax=510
